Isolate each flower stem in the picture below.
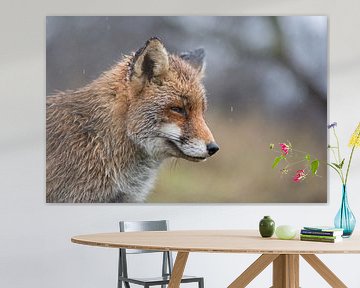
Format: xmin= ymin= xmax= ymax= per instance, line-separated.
xmin=286 ymin=159 xmax=307 ymax=166
xmin=333 ymin=127 xmax=342 ymax=162
xmin=345 ymin=129 xmax=360 ymax=185
xmin=330 ymin=148 xmax=339 ymax=165
xmin=291 ymin=148 xmax=315 ymax=158
xmin=329 ymin=148 xmax=345 ymax=183
xmin=327 ymin=163 xmax=344 ymax=182
xmin=345 ymin=145 xmax=356 ymax=185
xmin=332 ymin=127 xmax=345 ymax=183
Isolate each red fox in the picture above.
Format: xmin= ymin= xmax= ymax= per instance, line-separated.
xmin=46 ymin=37 xmax=219 ymax=203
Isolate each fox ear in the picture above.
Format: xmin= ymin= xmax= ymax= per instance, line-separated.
xmin=131 ymin=37 xmax=169 ymax=83
xmin=180 ymin=48 xmax=206 ymax=73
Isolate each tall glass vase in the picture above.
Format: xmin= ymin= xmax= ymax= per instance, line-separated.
xmin=334 ymin=185 xmax=356 ymax=237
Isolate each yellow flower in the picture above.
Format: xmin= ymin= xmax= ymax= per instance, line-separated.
xmin=349 ymin=122 xmax=360 ymax=147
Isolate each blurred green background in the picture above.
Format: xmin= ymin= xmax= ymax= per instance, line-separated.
xmin=47 ymin=16 xmax=327 ymax=203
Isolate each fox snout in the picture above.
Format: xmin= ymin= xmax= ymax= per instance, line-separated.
xmin=177 ymin=137 xmax=219 ymax=161
xmin=174 ymin=137 xmax=219 ymax=162
xmin=196 ymin=117 xmax=219 ymax=157
xmin=158 ymin=122 xmax=219 ymax=162
xmin=206 ymin=142 xmax=219 ymax=156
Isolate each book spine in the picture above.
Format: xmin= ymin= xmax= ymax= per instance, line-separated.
xmin=300 ymin=234 xmax=337 ymax=240
xmin=301 ymin=230 xmax=335 ymax=236
xmin=300 ymin=237 xmax=337 ymax=243
xmin=300 ymin=230 xmax=341 ymax=237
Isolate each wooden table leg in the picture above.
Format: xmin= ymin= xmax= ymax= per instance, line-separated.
xmin=228 ymin=254 xmax=279 ymax=288
xmin=168 ymin=252 xmax=189 ymax=288
xmin=288 ymin=255 xmax=299 ymax=288
xmin=272 ymin=254 xmax=299 ymax=288
xmin=301 ymin=254 xmax=347 ymax=288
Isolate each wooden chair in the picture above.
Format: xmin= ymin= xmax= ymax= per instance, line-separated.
xmin=118 ymin=220 xmax=204 ymax=288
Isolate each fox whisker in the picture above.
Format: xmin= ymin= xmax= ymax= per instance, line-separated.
xmin=156 ymin=132 xmax=182 ymax=141
xmin=156 ymin=131 xmax=190 ymax=143
xmin=155 ymin=134 xmax=183 ymax=144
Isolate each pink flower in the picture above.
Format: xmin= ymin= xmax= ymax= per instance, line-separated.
xmin=293 ymin=169 xmax=306 ymax=183
xmin=279 ymin=143 xmax=290 ymax=155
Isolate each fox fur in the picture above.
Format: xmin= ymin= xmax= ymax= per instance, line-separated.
xmin=46 ymin=37 xmax=218 ymax=203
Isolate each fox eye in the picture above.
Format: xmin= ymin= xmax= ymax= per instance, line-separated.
xmin=170 ymin=107 xmax=186 ymax=116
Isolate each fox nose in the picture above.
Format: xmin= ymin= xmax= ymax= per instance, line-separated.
xmin=206 ymin=142 xmax=219 ymax=156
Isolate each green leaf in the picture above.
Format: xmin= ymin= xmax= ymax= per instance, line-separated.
xmin=339 ymin=158 xmax=345 ymax=169
xmin=327 ymin=163 xmax=344 ymax=181
xmin=305 ymin=154 xmax=311 ymax=162
xmin=311 ymin=160 xmax=320 ymax=175
xmin=272 ymin=156 xmax=283 ymax=169
xmin=332 ymin=162 xmax=341 ymax=169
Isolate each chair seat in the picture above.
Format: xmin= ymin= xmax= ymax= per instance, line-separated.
xmin=118 ymin=221 xmax=204 ymax=287
xmin=119 ymin=274 xmax=203 ymax=286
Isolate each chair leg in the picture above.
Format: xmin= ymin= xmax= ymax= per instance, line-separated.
xmin=199 ymin=278 xmax=204 ymax=288
xmin=118 ymin=250 xmax=122 ymax=288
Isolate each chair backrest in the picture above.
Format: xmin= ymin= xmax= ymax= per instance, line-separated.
xmin=120 ymin=220 xmax=168 ymax=232
xmin=118 ymin=220 xmax=174 ymax=282
xmin=119 ymin=220 xmax=169 ymax=254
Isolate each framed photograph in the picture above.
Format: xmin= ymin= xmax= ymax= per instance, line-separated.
xmin=46 ymin=16 xmax=327 ymax=203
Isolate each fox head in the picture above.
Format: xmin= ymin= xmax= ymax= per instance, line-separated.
xmin=126 ymin=37 xmax=219 ymax=162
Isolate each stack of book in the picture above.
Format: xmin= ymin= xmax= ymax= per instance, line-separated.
xmin=300 ymin=226 xmax=344 ymax=243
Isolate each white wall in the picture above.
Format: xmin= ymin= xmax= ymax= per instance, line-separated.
xmin=1 ymin=1 xmax=360 ymax=287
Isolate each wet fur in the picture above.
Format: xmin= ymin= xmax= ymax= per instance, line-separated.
xmin=46 ymin=38 xmax=213 ymax=203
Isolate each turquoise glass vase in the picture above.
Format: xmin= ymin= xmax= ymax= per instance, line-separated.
xmin=334 ymin=185 xmax=356 ymax=237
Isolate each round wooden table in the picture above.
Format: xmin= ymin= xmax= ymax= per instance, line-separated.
xmin=72 ymin=230 xmax=360 ymax=288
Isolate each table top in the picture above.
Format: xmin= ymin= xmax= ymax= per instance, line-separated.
xmin=71 ymin=230 xmax=360 ymax=254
